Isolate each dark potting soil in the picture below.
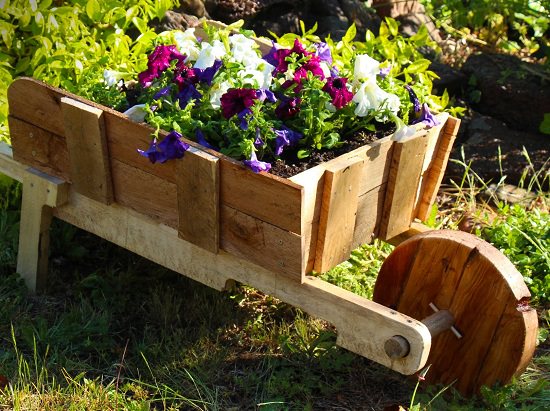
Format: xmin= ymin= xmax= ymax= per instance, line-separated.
xmin=269 ymin=124 xmax=396 ymax=178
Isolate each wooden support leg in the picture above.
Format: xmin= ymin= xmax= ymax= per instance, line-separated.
xmin=16 ymin=168 xmax=69 ymax=292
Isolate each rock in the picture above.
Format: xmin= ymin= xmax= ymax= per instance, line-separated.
xmin=445 ymin=112 xmax=550 ymax=189
xmin=430 ymin=61 xmax=467 ymax=96
xmin=153 ymin=10 xmax=200 ymax=32
xmin=461 ymin=53 xmax=550 ymax=134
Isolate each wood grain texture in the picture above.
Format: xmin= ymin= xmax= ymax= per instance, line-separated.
xmin=416 ymin=116 xmax=460 ymax=220
xmin=373 ymin=230 xmax=538 ymax=396
xmin=379 ymin=135 xmax=428 ymax=240
xmin=314 ymin=157 xmax=364 ymax=272
xmin=177 ymin=147 xmax=220 ymax=253
xmin=61 ymin=97 xmax=113 ymax=204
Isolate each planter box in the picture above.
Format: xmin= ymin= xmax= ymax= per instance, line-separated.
xmin=8 ymin=77 xmax=459 ymax=282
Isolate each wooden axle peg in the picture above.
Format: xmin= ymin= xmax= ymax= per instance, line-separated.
xmin=384 ymin=309 xmax=456 ymax=359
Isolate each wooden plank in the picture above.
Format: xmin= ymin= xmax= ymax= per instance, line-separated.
xmin=16 ymin=168 xmax=69 ymax=291
xmin=61 ymin=97 xmax=113 ymax=204
xmin=177 ymin=147 xmax=220 ymax=253
xmin=8 ymin=115 xmax=70 ymax=181
xmin=352 ymin=183 xmax=387 ymax=248
xmin=379 ymin=135 xmax=428 ymax=240
xmin=220 ymin=206 xmax=303 ymax=281
xmin=50 ymin=187 xmax=432 ymax=375
xmin=0 ymin=143 xmax=27 ymax=182
xmin=314 ymin=157 xmax=364 ymax=272
xmin=416 ymin=116 xmax=460 ymax=220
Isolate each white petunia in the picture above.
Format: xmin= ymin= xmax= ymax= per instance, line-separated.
xmin=229 ymin=34 xmax=260 ymax=64
xmin=174 ymin=28 xmax=200 ymax=62
xmin=209 ymin=80 xmax=232 ymax=109
xmin=352 ymin=79 xmax=400 ymax=117
xmin=391 ymin=119 xmax=417 ymax=141
xmin=103 ymin=69 xmax=123 ymax=87
xmin=353 ymin=54 xmax=380 ymax=82
xmin=194 ymin=40 xmax=227 ymax=70
xmin=123 ymin=104 xmax=147 ymax=123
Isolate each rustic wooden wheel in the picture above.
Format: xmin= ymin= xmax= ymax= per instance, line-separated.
xmin=373 ymin=230 xmax=539 ymax=396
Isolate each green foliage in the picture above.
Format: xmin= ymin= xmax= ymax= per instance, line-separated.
xmin=540 ymin=113 xmax=550 ymax=134
xmin=421 ymin=0 xmax=550 ymax=59
xmin=481 ymin=203 xmax=550 ymax=303
xmin=0 ymin=0 xmax=179 ymax=142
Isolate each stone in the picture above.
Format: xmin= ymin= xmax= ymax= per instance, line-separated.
xmin=461 ymin=53 xmax=550 ymax=134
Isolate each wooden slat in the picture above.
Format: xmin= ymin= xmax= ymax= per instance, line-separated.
xmin=177 ymin=147 xmax=220 ymax=253
xmin=379 ymin=135 xmax=428 ymax=240
xmin=314 ymin=157 xmax=364 ymax=272
xmin=61 ymin=97 xmax=113 ymax=204
xmin=351 ymin=183 xmax=387 ymax=249
xmin=8 ymin=115 xmax=70 ymax=181
xmin=416 ymin=116 xmax=461 ymax=220
xmin=220 ymin=206 xmax=303 ymax=281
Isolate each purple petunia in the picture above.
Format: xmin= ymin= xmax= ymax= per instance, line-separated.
xmin=194 ymin=60 xmax=222 ymax=85
xmin=220 ymin=88 xmax=258 ymax=119
xmin=177 ymin=84 xmax=202 ymax=108
xmin=195 ymin=129 xmax=216 ymax=150
xmin=322 ymin=77 xmax=353 ymax=109
xmin=153 ymin=86 xmax=172 ymax=100
xmin=254 ymin=127 xmax=264 ymax=147
xmin=314 ymin=42 xmax=333 ymax=66
xmin=274 ymin=125 xmax=302 ymax=156
xmin=412 ymin=103 xmax=440 ymax=128
xmin=138 ymin=130 xmax=189 ymax=163
xmin=405 ymin=84 xmax=421 ymax=113
xmin=275 ymin=97 xmax=301 ymax=120
xmin=138 ymin=45 xmax=185 ymax=87
xmin=237 ymin=108 xmax=252 ymax=130
xmin=379 ymin=66 xmax=391 ymax=79
xmin=243 ymin=150 xmax=271 ymax=173
xmin=256 ymin=88 xmax=277 ymax=103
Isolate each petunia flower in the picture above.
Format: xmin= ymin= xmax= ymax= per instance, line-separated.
xmin=275 ymin=96 xmax=301 ymax=119
xmin=243 ymin=150 xmax=271 ymax=173
xmin=195 ymin=129 xmax=216 ymax=150
xmin=274 ymin=126 xmax=303 ymax=156
xmin=352 ymin=79 xmax=400 ymax=117
xmin=262 ymin=41 xmax=279 ymax=67
xmin=322 ymin=77 xmax=354 ymax=109
xmin=314 ymin=42 xmax=333 ymax=65
xmin=405 ymin=84 xmax=421 ymax=113
xmin=177 ymin=83 xmax=202 ymax=108
xmin=254 ymin=127 xmax=264 ymax=147
xmin=229 ymin=33 xmax=260 ymax=63
xmin=237 ymin=108 xmax=252 ymax=130
xmin=138 ymin=130 xmax=189 ymax=164
xmin=379 ymin=66 xmax=392 ymax=79
xmin=173 ymin=61 xmax=198 ymax=89
xmin=153 ymin=86 xmax=172 ymax=100
xmin=138 ymin=45 xmax=185 ymax=87
xmin=194 ymin=60 xmax=222 ymax=85
xmin=103 ymin=69 xmax=124 ymax=87
xmin=220 ymin=88 xmax=258 ymax=119
xmin=391 ymin=116 xmax=417 ymax=142
xmin=124 ymin=104 xmax=148 ymax=122
xmin=412 ymin=103 xmax=440 ymax=128
xmin=353 ymin=54 xmax=380 ymax=82
xmin=194 ymin=40 xmax=226 ymax=70
xmin=256 ymin=89 xmax=277 ymax=103
xmin=173 ymin=28 xmax=200 ymax=62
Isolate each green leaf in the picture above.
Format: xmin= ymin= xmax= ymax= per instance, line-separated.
xmin=342 ymin=23 xmax=356 ymax=44
xmin=539 ymin=113 xmax=550 ymax=134
xmin=386 ymin=17 xmax=399 ymax=37
xmin=132 ymin=17 xmax=148 ymax=35
xmin=405 ymin=58 xmax=431 ymax=74
xmin=86 ymin=0 xmax=102 ymax=21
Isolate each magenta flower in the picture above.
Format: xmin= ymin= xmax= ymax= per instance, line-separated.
xmin=138 ymin=130 xmax=189 ymax=163
xmin=272 ymin=39 xmax=312 ymax=74
xmin=173 ymin=61 xmax=198 ymax=89
xmin=275 ymin=97 xmax=301 ymax=120
xmin=138 ymin=45 xmax=185 ymax=87
xmin=220 ymin=88 xmax=258 ymax=119
xmin=243 ymin=150 xmax=271 ymax=173
xmin=322 ymin=77 xmax=353 ymax=109
xmin=274 ymin=126 xmax=302 ymax=156
xmin=412 ymin=103 xmax=440 ymax=128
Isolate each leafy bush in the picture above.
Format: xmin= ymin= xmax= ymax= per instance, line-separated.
xmin=422 ymin=0 xmax=549 ymax=59
xmin=481 ymin=203 xmax=550 ymax=303
xmin=0 ymin=0 xmax=179 ymax=142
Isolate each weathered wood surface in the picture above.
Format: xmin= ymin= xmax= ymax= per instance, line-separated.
xmin=177 ymin=147 xmax=220 ymax=253
xmin=373 ymin=230 xmax=538 ymax=395
xmin=61 ymin=97 xmax=113 ymax=204
xmin=314 ymin=157 xmax=364 ymax=272
xmin=378 ymin=134 xmax=428 ymax=240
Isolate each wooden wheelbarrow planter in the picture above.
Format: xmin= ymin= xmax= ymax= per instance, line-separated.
xmin=1 ymin=77 xmax=538 ymax=396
